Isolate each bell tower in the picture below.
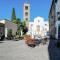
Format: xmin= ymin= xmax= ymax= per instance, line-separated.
xmin=23 ymin=0 xmax=30 ymax=28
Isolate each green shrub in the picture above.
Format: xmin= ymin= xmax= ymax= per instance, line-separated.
xmin=7 ymin=29 xmax=13 ymax=39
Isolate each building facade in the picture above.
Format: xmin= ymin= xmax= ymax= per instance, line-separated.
xmin=55 ymin=0 xmax=60 ymax=39
xmin=29 ymin=22 xmax=34 ymax=35
xmin=49 ymin=0 xmax=56 ymax=39
xmin=49 ymin=0 xmax=60 ymax=39
xmin=28 ymin=17 xmax=49 ymax=37
xmin=33 ymin=17 xmax=45 ymax=37
xmin=0 ymin=20 xmax=17 ymax=38
xmin=44 ymin=21 xmax=49 ymax=36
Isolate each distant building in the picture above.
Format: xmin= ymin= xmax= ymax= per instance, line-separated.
xmin=44 ymin=21 xmax=49 ymax=36
xmin=49 ymin=0 xmax=60 ymax=39
xmin=0 ymin=20 xmax=17 ymax=38
xmin=28 ymin=17 xmax=49 ymax=37
xmin=33 ymin=17 xmax=44 ymax=36
xmin=23 ymin=0 xmax=30 ymax=28
xmin=29 ymin=22 xmax=34 ymax=35
xmin=34 ymin=17 xmax=49 ymax=37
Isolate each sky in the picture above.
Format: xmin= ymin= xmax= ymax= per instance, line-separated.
xmin=0 ymin=0 xmax=51 ymax=21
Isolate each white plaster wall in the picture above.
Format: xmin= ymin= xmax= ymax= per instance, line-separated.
xmin=34 ymin=17 xmax=45 ymax=36
xmin=29 ymin=22 xmax=34 ymax=35
xmin=28 ymin=17 xmax=49 ymax=37
xmin=5 ymin=20 xmax=17 ymax=37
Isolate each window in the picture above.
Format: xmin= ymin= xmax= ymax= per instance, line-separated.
xmin=25 ymin=6 xmax=28 ymax=10
xmin=45 ymin=24 xmax=47 ymax=26
xmin=25 ymin=18 xmax=28 ymax=21
xmin=57 ymin=12 xmax=60 ymax=15
xmin=58 ymin=26 xmax=60 ymax=39
xmin=51 ymin=16 xmax=53 ymax=19
xmin=58 ymin=16 xmax=60 ymax=21
xmin=58 ymin=26 xmax=60 ymax=34
xmin=25 ymin=12 xmax=28 ymax=16
xmin=45 ymin=28 xmax=47 ymax=31
xmin=55 ymin=0 xmax=58 ymax=3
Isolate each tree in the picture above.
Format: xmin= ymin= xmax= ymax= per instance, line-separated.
xmin=16 ymin=18 xmax=21 ymax=26
xmin=16 ymin=18 xmax=21 ymax=36
xmin=0 ymin=23 xmax=4 ymax=27
xmin=11 ymin=8 xmax=16 ymax=24
xmin=20 ymin=21 xmax=28 ymax=35
xmin=16 ymin=20 xmax=28 ymax=36
xmin=7 ymin=29 xmax=13 ymax=39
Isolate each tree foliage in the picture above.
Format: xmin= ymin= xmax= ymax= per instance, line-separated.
xmin=0 ymin=23 xmax=4 ymax=27
xmin=7 ymin=29 xmax=12 ymax=37
xmin=16 ymin=18 xmax=21 ymax=35
xmin=16 ymin=18 xmax=21 ymax=26
xmin=11 ymin=8 xmax=16 ymax=23
xmin=11 ymin=8 xmax=28 ymax=36
xmin=20 ymin=21 xmax=28 ymax=35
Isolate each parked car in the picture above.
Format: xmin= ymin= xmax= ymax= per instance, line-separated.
xmin=0 ymin=34 xmax=5 ymax=41
xmin=34 ymin=35 xmax=42 ymax=45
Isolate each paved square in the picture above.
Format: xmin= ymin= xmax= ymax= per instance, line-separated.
xmin=0 ymin=40 xmax=49 ymax=60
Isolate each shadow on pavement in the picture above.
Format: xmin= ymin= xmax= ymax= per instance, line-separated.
xmin=48 ymin=39 xmax=60 ymax=60
xmin=0 ymin=41 xmax=4 ymax=43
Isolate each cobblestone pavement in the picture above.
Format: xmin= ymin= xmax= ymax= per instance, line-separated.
xmin=0 ymin=40 xmax=49 ymax=60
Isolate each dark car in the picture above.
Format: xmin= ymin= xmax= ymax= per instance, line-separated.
xmin=0 ymin=34 xmax=5 ymax=41
xmin=34 ymin=35 xmax=42 ymax=45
